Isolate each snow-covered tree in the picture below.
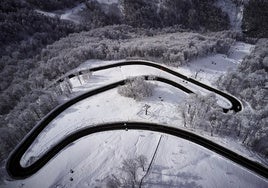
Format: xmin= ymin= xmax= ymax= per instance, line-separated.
xmin=118 ymin=77 xmax=155 ymax=101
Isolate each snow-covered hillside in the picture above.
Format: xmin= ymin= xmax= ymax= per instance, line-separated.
xmin=3 ymin=42 xmax=268 ymax=188
xmin=1 ymin=0 xmax=268 ymax=187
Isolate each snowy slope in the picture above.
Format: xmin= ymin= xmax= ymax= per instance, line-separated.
xmin=60 ymin=3 xmax=86 ymax=24
xmin=176 ymin=42 xmax=254 ymax=84
xmin=144 ymin=134 xmax=267 ymax=188
xmin=215 ymin=0 xmax=244 ymax=31
xmin=3 ymin=131 xmax=267 ymax=188
xmin=35 ymin=3 xmax=87 ymax=24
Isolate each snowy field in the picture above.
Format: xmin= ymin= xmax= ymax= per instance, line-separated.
xmin=3 ymin=42 xmax=267 ymax=188
xmin=5 ymin=131 xmax=268 ymax=188
xmin=176 ymin=42 xmax=254 ymax=84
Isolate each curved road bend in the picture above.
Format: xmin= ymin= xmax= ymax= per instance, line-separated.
xmin=7 ymin=122 xmax=268 ymax=179
xmin=52 ymin=60 xmax=242 ymax=112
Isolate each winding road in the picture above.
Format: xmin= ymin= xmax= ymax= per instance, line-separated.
xmin=51 ymin=60 xmax=242 ymax=112
xmin=6 ymin=60 xmax=268 ymax=180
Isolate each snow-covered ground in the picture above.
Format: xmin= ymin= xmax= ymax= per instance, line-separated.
xmin=35 ymin=3 xmax=86 ymax=24
xmin=3 ymin=42 xmax=266 ymax=188
xmin=35 ymin=10 xmax=58 ymax=18
xmin=35 ymin=0 xmax=119 ymax=24
xmin=176 ymin=42 xmax=254 ymax=84
xmin=59 ymin=3 xmax=86 ymax=24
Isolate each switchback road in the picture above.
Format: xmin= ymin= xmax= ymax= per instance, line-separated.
xmin=51 ymin=60 xmax=242 ymax=112
xmin=7 ymin=60 xmax=266 ymax=181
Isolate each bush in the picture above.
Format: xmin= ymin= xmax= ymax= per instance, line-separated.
xmin=118 ymin=77 xmax=154 ymax=101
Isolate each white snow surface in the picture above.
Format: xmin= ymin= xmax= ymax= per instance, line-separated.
xmin=97 ymin=0 xmax=118 ymax=5
xmin=215 ymin=0 xmax=244 ymax=31
xmin=176 ymin=42 xmax=254 ymax=85
xmin=60 ymin=3 xmax=86 ymax=24
xmin=35 ymin=3 xmax=87 ymax=24
xmin=3 ymin=42 xmax=266 ymax=188
xmin=35 ymin=10 xmax=57 ymax=18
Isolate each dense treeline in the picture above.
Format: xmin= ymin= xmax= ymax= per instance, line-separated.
xmin=118 ymin=0 xmax=230 ymax=31
xmin=242 ymin=0 xmax=268 ymax=38
xmin=26 ymin=0 xmax=83 ymax=11
xmin=0 ymin=0 xmax=83 ymax=58
xmin=0 ymin=0 xmax=84 ymax=112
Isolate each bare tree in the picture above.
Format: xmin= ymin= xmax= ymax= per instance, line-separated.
xmin=194 ymin=69 xmax=203 ymax=79
xmin=106 ymin=155 xmax=148 ymax=188
xmin=106 ymin=175 xmax=121 ymax=188
xmin=136 ymin=155 xmax=147 ymax=172
xmin=81 ymin=70 xmax=92 ymax=82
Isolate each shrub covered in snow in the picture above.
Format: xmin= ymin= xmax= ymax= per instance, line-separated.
xmin=118 ymin=77 xmax=154 ymax=101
